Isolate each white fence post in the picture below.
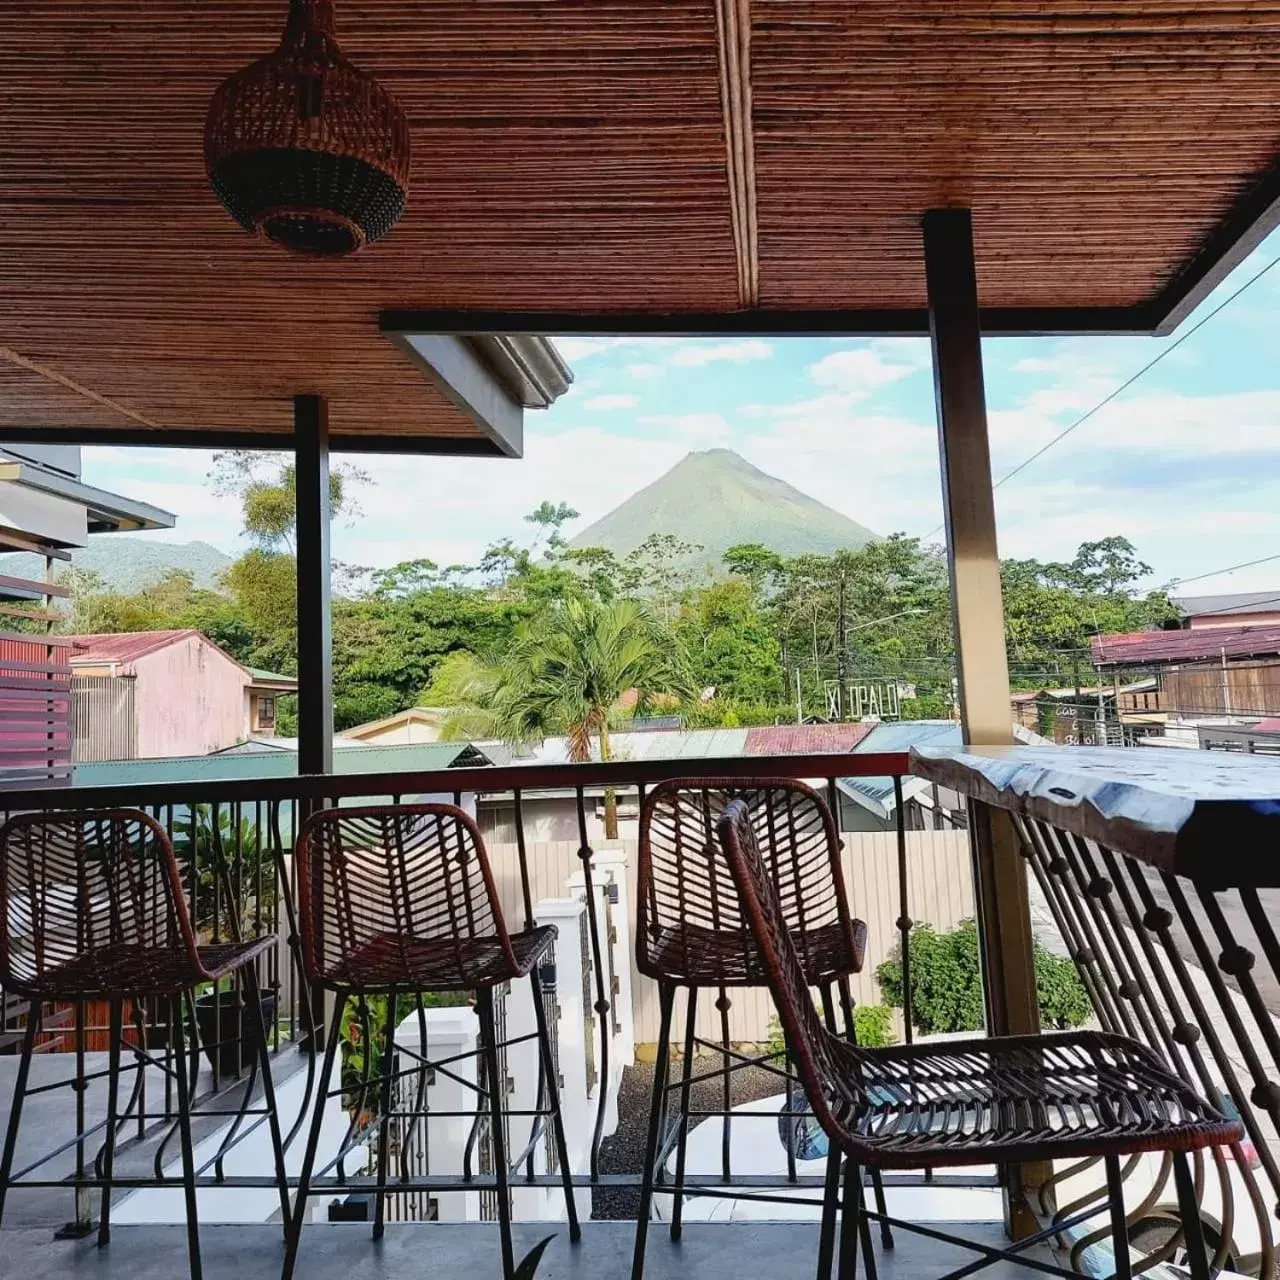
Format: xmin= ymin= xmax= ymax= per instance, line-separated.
xmin=593 ymin=847 xmax=636 ymax=1072
xmin=393 ymin=1004 xmax=481 ymax=1222
xmin=535 ymin=895 xmax=594 ymax=1219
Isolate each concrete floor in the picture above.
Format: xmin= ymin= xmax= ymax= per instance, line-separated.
xmin=2 ymin=1056 xmax=1055 ymax=1279
xmin=1 ymin=1220 xmax=1054 ymax=1280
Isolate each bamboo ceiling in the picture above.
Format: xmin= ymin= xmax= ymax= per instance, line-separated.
xmin=1 ymin=1 xmax=1279 ymax=448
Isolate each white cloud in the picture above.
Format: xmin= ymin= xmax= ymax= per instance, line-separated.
xmin=670 ymin=340 xmax=773 ymax=368
xmin=627 ymin=363 xmax=664 ymax=381
xmin=807 ymin=341 xmax=927 ymax=400
xmin=582 ymin=393 xmax=639 ymax=411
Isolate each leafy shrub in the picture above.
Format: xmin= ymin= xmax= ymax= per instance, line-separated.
xmin=875 ymin=920 xmax=1092 ymax=1035
xmin=765 ymin=1001 xmax=896 ymax=1059
xmin=851 ymin=1002 xmax=896 ymax=1048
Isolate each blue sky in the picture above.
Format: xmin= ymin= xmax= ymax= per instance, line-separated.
xmin=85 ymin=225 xmax=1280 ymax=596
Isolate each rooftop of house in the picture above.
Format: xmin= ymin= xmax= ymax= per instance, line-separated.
xmin=1092 ymin=625 xmax=1280 ymax=669
xmin=1172 ymin=590 xmax=1280 ymax=618
xmin=66 ymin=629 xmax=220 ymax=666
xmin=71 ymin=740 xmax=497 ymax=787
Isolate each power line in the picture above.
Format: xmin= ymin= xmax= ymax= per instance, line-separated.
xmin=921 ymin=250 xmax=1280 ymax=541
xmin=1170 ymin=553 xmax=1280 ymax=588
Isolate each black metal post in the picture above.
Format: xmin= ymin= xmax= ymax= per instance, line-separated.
xmin=294 ymin=393 xmax=333 ymax=777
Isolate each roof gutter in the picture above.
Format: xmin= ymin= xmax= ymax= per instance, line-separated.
xmin=0 ymin=455 xmax=175 ymax=533
xmin=380 ymin=330 xmax=573 ymax=459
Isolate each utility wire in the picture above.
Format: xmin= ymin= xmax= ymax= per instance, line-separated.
xmin=1170 ymin=552 xmax=1280 ymax=588
xmin=921 ymin=251 xmax=1280 ymax=542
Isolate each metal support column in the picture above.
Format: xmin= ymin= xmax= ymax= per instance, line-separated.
xmin=294 ymin=393 xmax=333 ymax=777
xmin=923 ymin=208 xmax=1044 ymax=1236
xmin=294 ymin=393 xmax=333 ymax=1044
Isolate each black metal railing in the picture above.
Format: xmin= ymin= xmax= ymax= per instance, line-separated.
xmin=912 ymin=743 xmax=1280 ymax=1280
xmin=2 ymin=748 xmax=969 ymax=1230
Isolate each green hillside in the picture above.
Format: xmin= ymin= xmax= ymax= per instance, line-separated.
xmin=567 ymin=449 xmax=877 ymax=574
xmin=0 ymin=537 xmax=232 ymax=593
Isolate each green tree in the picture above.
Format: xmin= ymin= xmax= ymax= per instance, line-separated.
xmin=432 ymin=596 xmax=693 ymax=836
xmin=722 ymin=543 xmax=785 ymax=593
xmin=210 ymin=450 xmax=367 ymax=552
xmin=677 ymin=577 xmax=782 ymax=713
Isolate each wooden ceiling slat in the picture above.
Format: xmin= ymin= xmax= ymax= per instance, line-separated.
xmin=752 ymin=0 xmax=1280 ymax=310
xmin=0 ymin=0 xmax=1278 ymax=443
xmin=0 ymin=1 xmax=737 ymax=443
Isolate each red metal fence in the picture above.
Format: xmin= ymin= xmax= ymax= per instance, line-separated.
xmin=0 ymin=633 xmax=73 ymax=788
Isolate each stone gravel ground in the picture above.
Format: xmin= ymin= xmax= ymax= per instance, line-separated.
xmin=593 ymin=1054 xmax=784 ymax=1220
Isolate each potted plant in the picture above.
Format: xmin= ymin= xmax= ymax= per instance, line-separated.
xmin=153 ymin=803 xmax=283 ymax=1075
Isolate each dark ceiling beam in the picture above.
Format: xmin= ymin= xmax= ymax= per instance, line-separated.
xmin=379 ymin=305 xmax=1153 ymax=339
xmin=1149 ymin=158 xmax=1280 ymax=336
xmin=0 ymin=425 xmax=511 ymax=457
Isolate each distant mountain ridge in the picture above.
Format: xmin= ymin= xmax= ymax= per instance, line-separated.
xmin=0 ymin=538 xmax=232 ymax=593
xmin=567 ymin=449 xmax=877 ymax=575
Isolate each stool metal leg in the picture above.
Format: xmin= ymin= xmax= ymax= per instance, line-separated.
xmin=816 ymin=1142 xmax=842 ymax=1280
xmin=529 ymin=965 xmax=580 ymax=1242
xmin=1172 ymin=1150 xmax=1211 ymax=1280
xmin=0 ymin=1001 xmax=41 ymax=1230
xmin=631 ymin=981 xmax=675 ymax=1280
xmin=838 ymin=1159 xmax=862 ymax=1280
xmin=670 ymin=985 xmax=698 ymax=1242
xmin=478 ymin=986 xmax=515 ymax=1280
xmin=1105 ymin=1154 xmax=1132 ymax=1280
xmin=835 ymin=983 xmax=892 ymax=1252
xmin=282 ymin=996 xmax=345 ymax=1280
xmin=169 ymin=994 xmax=203 ymax=1280
xmin=372 ymin=986 xmax=399 ymax=1241
xmin=98 ymin=999 xmax=125 ymax=1247
xmin=243 ymin=964 xmax=291 ymax=1236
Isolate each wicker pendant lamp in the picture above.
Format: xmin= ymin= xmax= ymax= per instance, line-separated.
xmin=205 ymin=0 xmax=411 ymax=256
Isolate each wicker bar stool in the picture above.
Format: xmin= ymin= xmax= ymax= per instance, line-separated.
xmin=284 ymin=803 xmax=579 ymax=1280
xmin=632 ymin=778 xmax=890 ymax=1280
xmin=0 ymin=809 xmax=290 ymax=1280
xmin=717 ymin=794 xmax=1243 ymax=1280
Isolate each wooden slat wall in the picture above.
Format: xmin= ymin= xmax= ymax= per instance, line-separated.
xmin=1164 ymin=658 xmax=1280 ymax=718
xmin=484 ymin=829 xmax=974 ymax=1046
xmin=0 ymin=635 xmax=73 ymax=789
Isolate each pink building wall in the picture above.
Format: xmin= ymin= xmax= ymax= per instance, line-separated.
xmin=133 ymin=635 xmax=249 ymax=758
xmin=1188 ymin=611 xmax=1280 ymax=630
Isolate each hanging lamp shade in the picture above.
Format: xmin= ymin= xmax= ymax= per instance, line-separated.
xmin=204 ymin=0 xmax=411 ymax=256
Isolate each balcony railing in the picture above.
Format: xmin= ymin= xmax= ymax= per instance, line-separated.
xmin=5 ymin=742 xmax=1279 ymax=1279
xmin=914 ymin=743 xmax=1280 ymax=1279
xmin=1 ymin=750 xmax=960 ymax=1226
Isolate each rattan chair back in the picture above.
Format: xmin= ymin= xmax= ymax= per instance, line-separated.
xmin=0 ymin=809 xmax=201 ymax=998
xmin=636 ymin=777 xmax=860 ymax=985
xmin=716 ymin=795 xmax=863 ymax=1129
xmin=296 ymin=803 xmax=521 ymax=991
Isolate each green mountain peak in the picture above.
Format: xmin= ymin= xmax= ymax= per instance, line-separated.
xmin=567 ymin=449 xmax=877 ymax=574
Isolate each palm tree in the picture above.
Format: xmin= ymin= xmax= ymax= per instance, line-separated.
xmin=435 ymin=596 xmax=694 ymax=838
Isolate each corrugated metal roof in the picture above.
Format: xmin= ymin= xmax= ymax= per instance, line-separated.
xmin=1092 ymin=625 xmax=1280 ymax=667
xmin=744 ymin=723 xmax=874 ymax=755
xmin=853 ymin=721 xmax=962 ymax=755
xmin=72 ymin=741 xmax=490 ymax=787
xmin=67 ymin=630 xmax=209 ymax=665
xmin=246 ymin=666 xmax=296 ymax=685
xmin=1172 ymin=591 xmax=1280 ymax=618
xmin=528 ymin=729 xmax=749 ymax=765
xmin=841 ymin=721 xmax=962 ymax=807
